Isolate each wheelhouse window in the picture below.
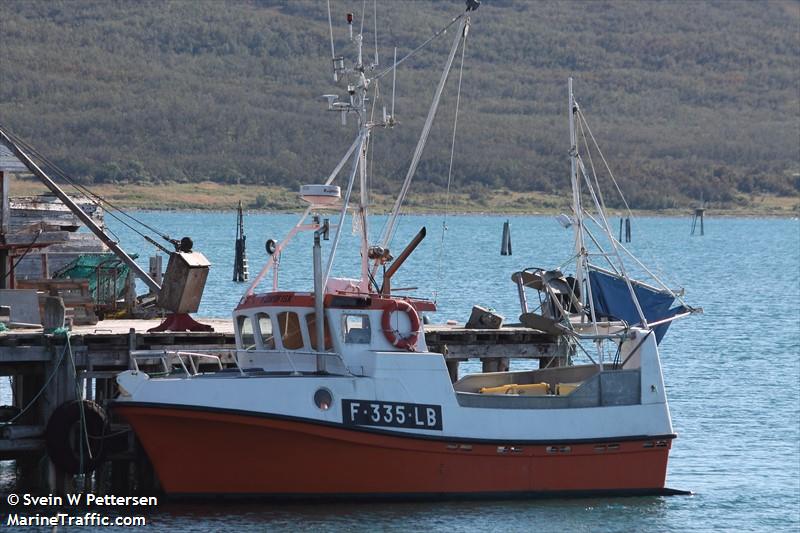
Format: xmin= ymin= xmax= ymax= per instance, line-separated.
xmin=237 ymin=315 xmax=256 ymax=351
xmin=257 ymin=313 xmax=275 ymax=350
xmin=306 ymin=313 xmax=332 ymax=351
xmin=277 ymin=311 xmax=304 ymax=350
xmin=343 ymin=314 xmax=371 ymax=344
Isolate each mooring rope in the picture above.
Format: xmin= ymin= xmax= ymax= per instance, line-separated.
xmin=0 ymin=328 xmax=70 ymax=426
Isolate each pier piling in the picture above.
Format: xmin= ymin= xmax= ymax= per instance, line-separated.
xmin=500 ymin=220 xmax=512 ymax=255
xmin=233 ymin=201 xmax=249 ymax=282
xmin=691 ymin=208 xmax=705 ymax=236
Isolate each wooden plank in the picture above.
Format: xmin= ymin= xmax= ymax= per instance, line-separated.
xmin=3 ymin=230 xmax=69 ymax=246
xmin=1 ymin=425 xmax=44 ymax=440
xmin=436 ymin=342 xmax=566 ymax=360
xmin=0 ymin=346 xmax=50 ymax=362
xmin=17 ymin=278 xmax=89 ymax=290
xmin=0 ymin=438 xmax=45 ymax=454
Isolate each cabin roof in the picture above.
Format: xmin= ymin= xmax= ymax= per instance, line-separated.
xmin=236 ymin=291 xmax=436 ymax=313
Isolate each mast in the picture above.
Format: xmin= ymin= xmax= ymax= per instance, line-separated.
xmin=568 ymin=78 xmax=586 ymax=311
xmin=248 ymin=4 xmax=474 ymax=297
xmin=326 ymin=14 xmax=374 ymax=293
xmin=354 ymin=30 xmax=371 ymax=292
xmin=568 ymin=80 xmax=652 ymax=332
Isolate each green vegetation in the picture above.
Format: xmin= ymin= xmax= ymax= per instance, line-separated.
xmin=1 ymin=0 xmax=798 ymax=213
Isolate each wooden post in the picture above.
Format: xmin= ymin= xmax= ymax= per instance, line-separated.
xmin=446 ymin=360 xmax=460 ymax=383
xmin=481 ymin=357 xmax=509 ymax=373
xmin=148 ymin=255 xmax=163 ymax=287
xmin=500 ymin=220 xmax=512 ymax=255
xmin=40 ymin=252 xmax=49 ymax=278
xmin=125 ymin=270 xmax=136 ymax=313
xmin=45 ymin=341 xmax=78 ymax=495
xmin=128 ymin=328 xmax=137 ymax=369
xmin=691 ymin=208 xmax=705 ymax=236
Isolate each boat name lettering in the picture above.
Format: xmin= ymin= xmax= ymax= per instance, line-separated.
xmin=342 ymin=400 xmax=442 ymax=430
xmin=263 ymin=294 xmax=293 ymax=304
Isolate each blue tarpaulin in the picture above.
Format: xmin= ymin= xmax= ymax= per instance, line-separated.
xmin=588 ymin=269 xmax=686 ymax=344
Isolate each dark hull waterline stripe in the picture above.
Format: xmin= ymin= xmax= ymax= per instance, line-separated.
xmin=164 ymin=487 xmax=692 ymax=502
xmin=112 ymin=400 xmax=677 ymax=446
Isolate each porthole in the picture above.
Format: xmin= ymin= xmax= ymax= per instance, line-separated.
xmin=314 ymin=388 xmax=333 ymax=411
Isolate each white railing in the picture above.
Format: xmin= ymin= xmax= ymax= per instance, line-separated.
xmin=130 ymin=350 xmax=230 ymax=378
xmin=235 ymin=348 xmax=352 ymax=376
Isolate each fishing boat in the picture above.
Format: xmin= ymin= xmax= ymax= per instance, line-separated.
xmin=114 ymin=2 xmax=698 ymax=499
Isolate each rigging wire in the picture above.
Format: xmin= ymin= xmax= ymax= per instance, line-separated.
xmin=370 ymin=11 xmax=467 ymax=246
xmin=380 ymin=16 xmax=468 ymax=250
xmin=577 ymin=113 xmax=612 ymax=231
xmin=359 ymin=0 xmax=367 ymax=36
xmin=575 ymin=108 xmax=633 ymax=219
xmin=326 ymin=0 xmax=336 ymax=61
xmin=373 ymin=0 xmax=379 ymax=66
xmin=367 ymin=80 xmax=379 ymax=206
xmin=3 ymin=128 xmax=173 ymax=247
xmin=573 ymin=112 xmax=689 ymax=305
xmin=1 ymin=129 xmax=122 ymax=242
xmin=374 ymin=13 xmax=465 ymax=81
xmin=434 ymin=32 xmax=468 ymax=304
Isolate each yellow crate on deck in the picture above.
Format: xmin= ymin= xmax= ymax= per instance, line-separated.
xmin=557 ymin=382 xmax=581 ymax=396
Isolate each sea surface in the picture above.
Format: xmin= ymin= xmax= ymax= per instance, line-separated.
xmin=3 ymin=212 xmax=799 ymax=532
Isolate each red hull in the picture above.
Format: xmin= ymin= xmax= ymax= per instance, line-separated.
xmin=115 ymin=404 xmax=672 ymax=497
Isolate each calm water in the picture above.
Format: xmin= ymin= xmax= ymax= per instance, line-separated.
xmin=4 ymin=212 xmax=800 ymax=531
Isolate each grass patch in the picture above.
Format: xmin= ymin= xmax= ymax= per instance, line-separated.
xmin=7 ymin=175 xmax=797 ymax=216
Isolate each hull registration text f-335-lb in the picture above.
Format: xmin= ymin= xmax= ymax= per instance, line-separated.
xmin=342 ymin=399 xmax=443 ymax=430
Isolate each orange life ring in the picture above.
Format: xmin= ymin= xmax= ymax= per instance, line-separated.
xmin=381 ymin=299 xmax=421 ymax=351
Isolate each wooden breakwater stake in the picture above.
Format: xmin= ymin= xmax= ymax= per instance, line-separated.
xmin=690 ymin=207 xmax=705 ymax=236
xmin=500 ymin=220 xmax=512 ymax=255
xmin=232 ymin=201 xmax=248 ymax=282
xmin=618 ymin=217 xmax=631 ymax=242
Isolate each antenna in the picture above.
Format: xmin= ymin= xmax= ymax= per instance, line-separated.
xmin=327 ymin=0 xmax=338 ymax=81
xmin=391 ymin=47 xmax=397 ymax=119
xmin=347 ymin=12 xmax=353 ymax=40
xmin=373 ymin=0 xmax=379 ymax=66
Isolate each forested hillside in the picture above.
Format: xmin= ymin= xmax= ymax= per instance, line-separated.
xmin=1 ymin=0 xmax=798 ymax=211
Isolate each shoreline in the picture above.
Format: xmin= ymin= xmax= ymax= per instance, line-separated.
xmin=9 ymin=176 xmax=798 ymax=218
xmin=82 ymin=207 xmax=799 ymax=219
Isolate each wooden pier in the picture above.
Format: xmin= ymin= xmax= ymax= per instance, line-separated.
xmin=0 ymin=318 xmax=571 ymax=494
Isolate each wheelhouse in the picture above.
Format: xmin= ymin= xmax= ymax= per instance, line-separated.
xmin=232 ymin=290 xmax=435 ymax=375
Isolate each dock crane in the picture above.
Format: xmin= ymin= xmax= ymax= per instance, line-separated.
xmin=0 ymin=127 xmax=212 ymax=332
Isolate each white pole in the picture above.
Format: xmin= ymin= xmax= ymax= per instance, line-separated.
xmin=358 ymin=130 xmax=370 ymax=291
xmin=391 ymin=47 xmax=397 ymax=118
xmin=568 ymin=79 xmax=586 ymax=310
xmin=324 ymin=131 xmax=365 ymax=286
